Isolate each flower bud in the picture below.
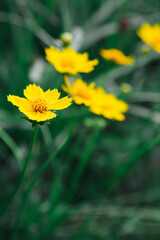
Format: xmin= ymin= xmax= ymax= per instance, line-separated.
xmin=60 ymin=32 xmax=73 ymax=45
xmin=141 ymin=44 xmax=151 ymax=54
xmin=120 ymin=83 xmax=132 ymax=94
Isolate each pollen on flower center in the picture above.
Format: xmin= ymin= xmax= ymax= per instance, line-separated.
xmin=32 ymin=99 xmax=47 ymax=113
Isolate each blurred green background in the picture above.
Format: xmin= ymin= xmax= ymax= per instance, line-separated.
xmin=1 ymin=0 xmax=160 ymax=239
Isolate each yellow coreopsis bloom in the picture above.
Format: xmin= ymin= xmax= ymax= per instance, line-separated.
xmin=45 ymin=46 xmax=99 ymax=75
xmin=7 ymin=84 xmax=72 ymax=122
xmin=100 ymin=48 xmax=134 ymax=65
xmin=137 ymin=23 xmax=160 ymax=53
xmin=62 ymin=77 xmax=95 ymax=106
xmin=90 ymin=87 xmax=128 ymax=121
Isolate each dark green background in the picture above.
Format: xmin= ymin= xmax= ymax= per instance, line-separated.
xmin=1 ymin=0 xmax=160 ymax=239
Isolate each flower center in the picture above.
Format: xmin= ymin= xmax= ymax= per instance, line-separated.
xmin=61 ymin=59 xmax=75 ymax=69
xmin=32 ymin=99 xmax=47 ymax=113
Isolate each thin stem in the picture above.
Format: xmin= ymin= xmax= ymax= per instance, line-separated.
xmin=11 ymin=125 xmax=73 ymax=239
xmin=0 ymin=125 xmax=39 ymax=217
xmin=66 ymin=126 xmax=100 ymax=202
xmin=45 ymin=126 xmax=101 ymax=238
xmin=26 ymin=125 xmax=73 ymax=195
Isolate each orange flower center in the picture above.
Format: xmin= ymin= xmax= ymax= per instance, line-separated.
xmin=32 ymin=99 xmax=47 ymax=113
xmin=61 ymin=59 xmax=75 ymax=69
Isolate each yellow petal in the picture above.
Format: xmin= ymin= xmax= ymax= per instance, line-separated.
xmin=112 ymin=113 xmax=125 ymax=121
xmin=54 ymin=66 xmax=77 ymax=75
xmin=118 ymin=101 xmax=129 ymax=112
xmin=45 ymin=46 xmax=60 ymax=56
xmin=100 ymin=49 xmax=134 ymax=65
xmin=7 ymin=95 xmax=32 ymax=110
xmin=24 ymin=84 xmax=44 ymax=100
xmin=44 ymin=89 xmax=61 ymax=105
xmin=21 ymin=110 xmax=56 ymax=122
xmin=89 ymin=82 xmax=96 ymax=88
xmin=73 ymin=96 xmax=91 ymax=106
xmin=48 ymin=96 xmax=72 ymax=110
xmin=73 ymin=96 xmax=85 ymax=105
xmin=89 ymin=105 xmax=102 ymax=115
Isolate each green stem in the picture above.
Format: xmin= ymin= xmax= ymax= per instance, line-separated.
xmin=66 ymin=126 xmax=100 ymax=202
xmin=60 ymin=0 xmax=72 ymax=32
xmin=0 ymin=125 xmax=39 ymax=217
xmin=0 ymin=127 xmax=23 ymax=170
xmin=45 ymin=126 xmax=101 ymax=239
xmin=26 ymin=125 xmax=73 ymax=195
xmin=11 ymin=125 xmax=73 ymax=239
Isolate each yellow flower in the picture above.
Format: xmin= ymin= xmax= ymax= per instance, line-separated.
xmin=62 ymin=77 xmax=128 ymax=121
xmin=62 ymin=76 xmax=95 ymax=106
xmin=7 ymin=84 xmax=72 ymax=122
xmin=100 ymin=48 xmax=134 ymax=65
xmin=137 ymin=23 xmax=160 ymax=53
xmin=90 ymin=87 xmax=128 ymax=121
xmin=45 ymin=46 xmax=99 ymax=75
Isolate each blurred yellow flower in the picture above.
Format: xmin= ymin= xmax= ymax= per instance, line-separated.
xmin=100 ymin=48 xmax=134 ymax=65
xmin=90 ymin=87 xmax=128 ymax=121
xmin=45 ymin=46 xmax=99 ymax=75
xmin=62 ymin=76 xmax=95 ymax=106
xmin=137 ymin=23 xmax=160 ymax=53
xmin=62 ymin=77 xmax=128 ymax=121
xmin=7 ymin=84 xmax=72 ymax=122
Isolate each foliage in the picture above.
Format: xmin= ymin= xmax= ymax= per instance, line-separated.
xmin=1 ymin=0 xmax=160 ymax=239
